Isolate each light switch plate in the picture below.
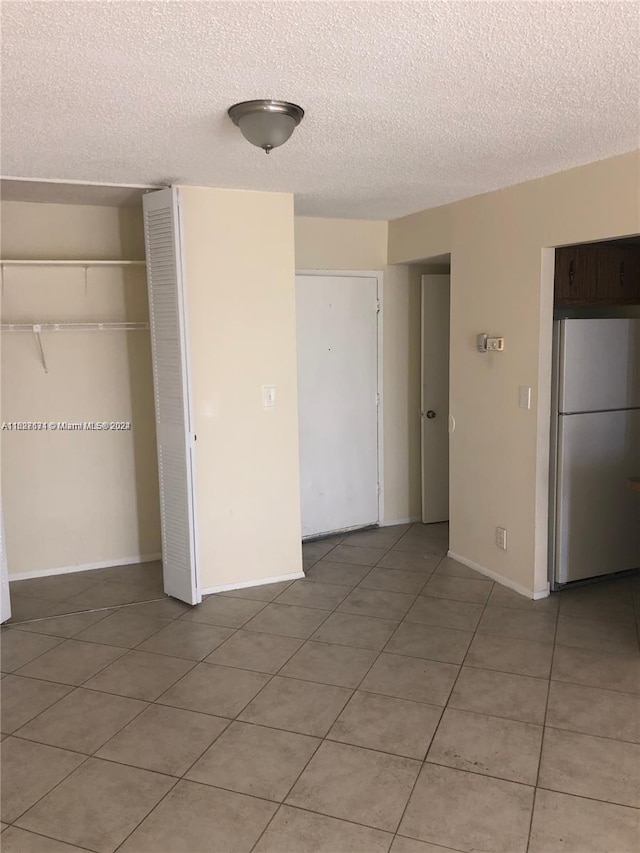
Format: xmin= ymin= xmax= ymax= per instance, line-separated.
xmin=262 ymin=385 xmax=276 ymax=408
xmin=518 ymin=386 xmax=532 ymax=409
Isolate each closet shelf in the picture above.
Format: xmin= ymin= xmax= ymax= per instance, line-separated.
xmin=2 ymin=322 xmax=149 ymax=332
xmin=0 ymin=259 xmax=146 ymax=267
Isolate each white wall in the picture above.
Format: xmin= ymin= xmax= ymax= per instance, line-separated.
xmin=295 ymin=216 xmax=433 ymax=525
xmin=180 ymin=187 xmax=302 ymax=591
xmin=1 ymin=201 xmax=161 ymax=577
xmin=388 ymin=150 xmax=640 ymax=596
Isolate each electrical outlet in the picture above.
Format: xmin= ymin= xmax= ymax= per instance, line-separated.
xmin=495 ymin=527 xmax=507 ymax=550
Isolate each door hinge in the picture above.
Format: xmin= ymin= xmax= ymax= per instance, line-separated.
xmin=377 ymin=483 xmax=382 ymax=496
xmin=376 ymin=298 xmax=381 ymax=314
xmin=376 ymin=393 xmax=381 ymax=407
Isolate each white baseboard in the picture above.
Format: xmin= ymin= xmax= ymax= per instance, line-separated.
xmin=10 ymin=553 xmax=162 ymax=582
xmin=381 ymin=517 xmax=421 ymax=527
xmin=200 ymin=571 xmax=305 ymax=597
xmin=447 ymin=550 xmax=549 ymax=600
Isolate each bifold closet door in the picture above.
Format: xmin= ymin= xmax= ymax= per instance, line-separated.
xmin=143 ymin=189 xmax=199 ymax=605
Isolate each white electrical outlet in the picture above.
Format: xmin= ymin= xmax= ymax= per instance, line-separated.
xmin=495 ymin=527 xmax=507 ymax=550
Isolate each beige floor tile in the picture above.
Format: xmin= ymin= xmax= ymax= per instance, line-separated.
xmin=304 ymin=561 xmax=371 ymax=586
xmin=83 ymin=649 xmax=194 ymax=700
xmin=243 ymin=603 xmax=330 ymax=638
xmin=5 ymin=595 xmax=70 ymax=623
xmin=558 ymin=580 xmax=635 ymax=623
xmin=179 ymin=594 xmax=266 ymax=627
xmin=158 ymin=662 xmax=269 ymax=717
xmin=404 ymin=596 xmax=483 ymax=631
xmin=118 ymin=780 xmax=277 ymax=852
xmin=219 ymin=579 xmax=294 ymax=602
xmin=448 ymin=666 xmax=548 ymax=724
xmin=287 ymin=741 xmax=420 ymax=832
xmin=64 ymin=581 xmax=163 ymax=611
xmin=385 ymin=622 xmax=473 ymax=664
xmin=343 ymin=525 xmax=410 ymax=549
xmin=338 ymin=587 xmax=416 ymax=620
xmin=239 ymin=676 xmax=351 ymax=736
xmin=399 ymin=763 xmax=534 ymax=853
xmin=328 ymin=690 xmax=442 ymax=759
xmin=311 ymin=612 xmax=399 ymax=650
xmin=302 ymin=540 xmax=337 ymax=562
xmin=119 ymin=598 xmax=190 ymax=620
xmin=279 ymin=640 xmax=378 ymax=687
xmin=488 ymin=585 xmax=559 ymax=613
xmin=376 ymin=551 xmax=442 ymax=572
xmin=391 ymin=837 xmax=459 ymax=853
xmin=413 ymin=522 xmax=449 ymax=539
xmin=74 ymin=610 xmax=172 ymax=647
xmin=433 ymin=557 xmax=485 ymax=579
xmin=15 ymin=610 xmax=112 ymax=639
xmin=1 ymin=737 xmax=84 ymax=823
xmin=393 ymin=536 xmax=448 ymax=557
xmin=477 ymin=605 xmax=557 ymax=644
xmin=16 ymin=757 xmax=174 ymax=853
xmin=358 ymin=567 xmax=428 ymax=594
xmin=555 ymin=613 xmax=639 ymax=655
xmin=427 ymin=708 xmax=543 ymax=785
xmin=274 ymin=579 xmax=350 ymax=610
xmin=254 ymin=804 xmax=393 ymax=853
xmin=0 ymin=827 xmax=88 ymax=852
xmin=10 ymin=573 xmax=102 ymax=602
xmin=360 ymin=653 xmax=458 ymax=706
xmin=465 ymin=633 xmax=553 ymax=678
xmin=135 ymin=620 xmax=234 ymax=660
xmin=15 ymin=687 xmax=147 ymax=754
xmin=15 ymin=639 xmax=127 ymax=685
xmin=1 ymin=631 xmax=64 ymax=673
xmin=422 ymin=574 xmax=493 ymax=604
xmin=528 ymin=788 xmax=640 ymax=853
xmin=538 ymin=727 xmax=640 ymax=808
xmin=551 ymin=644 xmax=640 ymax=694
xmin=546 ymin=680 xmax=640 ymax=742
xmin=329 ymin=544 xmax=388 ymax=566
xmin=97 ymin=704 xmax=229 ymax=775
xmin=204 ymin=630 xmax=303 ymax=673
xmin=1 ymin=675 xmax=72 ymax=734
xmin=186 ymin=720 xmax=319 ymax=800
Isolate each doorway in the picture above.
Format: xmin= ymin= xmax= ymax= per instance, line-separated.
xmin=420 ymin=273 xmax=451 ymax=524
xmin=296 ymin=271 xmax=382 ymax=539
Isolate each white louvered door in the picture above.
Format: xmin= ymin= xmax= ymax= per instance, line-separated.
xmin=143 ymin=188 xmax=199 ymax=605
xmin=0 ymin=503 xmax=11 ymax=623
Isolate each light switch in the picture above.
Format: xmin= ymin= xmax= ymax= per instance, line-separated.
xmin=263 ymin=385 xmax=276 ymax=408
xmin=518 ymin=386 xmax=531 ymax=410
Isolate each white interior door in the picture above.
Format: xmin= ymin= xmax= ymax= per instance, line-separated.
xmin=296 ymin=273 xmax=380 ymax=538
xmin=421 ymin=274 xmax=450 ymax=523
xmin=1 ymin=503 xmax=11 ymax=623
xmin=143 ymin=188 xmax=199 ymax=605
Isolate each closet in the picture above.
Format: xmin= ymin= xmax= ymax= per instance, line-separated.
xmin=1 ymin=197 xmax=165 ymax=618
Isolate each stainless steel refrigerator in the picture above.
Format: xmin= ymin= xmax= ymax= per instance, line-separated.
xmin=550 ymin=317 xmax=640 ymax=586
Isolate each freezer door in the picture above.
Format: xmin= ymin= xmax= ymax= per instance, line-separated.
xmin=555 ymin=409 xmax=640 ymax=583
xmin=559 ymin=319 xmax=640 ymax=413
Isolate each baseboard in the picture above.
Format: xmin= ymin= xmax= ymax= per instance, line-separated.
xmin=381 ymin=517 xmax=421 ymax=527
xmin=9 ymin=553 xmax=162 ymax=582
xmin=447 ymin=550 xmax=549 ymax=600
xmin=200 ymin=571 xmax=305 ymax=596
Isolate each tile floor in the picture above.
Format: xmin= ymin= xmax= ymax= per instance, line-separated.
xmin=1 ymin=522 xmax=639 ymax=852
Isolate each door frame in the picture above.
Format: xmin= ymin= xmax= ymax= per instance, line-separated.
xmin=295 ymin=269 xmax=385 ymax=530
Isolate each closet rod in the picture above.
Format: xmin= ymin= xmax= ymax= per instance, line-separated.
xmin=0 ymin=260 xmax=146 ymax=267
xmin=1 ymin=322 xmax=149 ymax=332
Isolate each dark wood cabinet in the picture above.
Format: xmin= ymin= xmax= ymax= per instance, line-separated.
xmin=555 ymin=241 xmax=640 ymax=306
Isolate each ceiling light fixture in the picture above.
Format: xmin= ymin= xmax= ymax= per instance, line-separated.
xmin=227 ymin=100 xmax=304 ymax=154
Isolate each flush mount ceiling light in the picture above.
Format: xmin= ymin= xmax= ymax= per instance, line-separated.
xmin=227 ymin=100 xmax=304 ymax=154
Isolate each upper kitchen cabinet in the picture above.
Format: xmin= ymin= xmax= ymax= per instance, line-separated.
xmin=555 ymin=239 xmax=640 ymax=306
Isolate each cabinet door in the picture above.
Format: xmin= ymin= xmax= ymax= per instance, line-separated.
xmin=554 ymin=246 xmax=596 ymax=304
xmin=597 ymin=245 xmax=640 ymax=302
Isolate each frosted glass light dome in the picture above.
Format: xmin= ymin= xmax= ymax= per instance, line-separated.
xmin=228 ymin=100 xmax=304 ymax=153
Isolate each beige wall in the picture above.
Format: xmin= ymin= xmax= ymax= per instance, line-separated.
xmin=295 ymin=216 xmax=433 ymax=524
xmin=1 ymin=201 xmax=160 ymax=576
xmin=389 ymin=150 xmax=640 ymax=596
xmin=181 ymin=187 xmax=302 ymax=591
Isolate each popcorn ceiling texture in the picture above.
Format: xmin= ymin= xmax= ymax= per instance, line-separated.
xmin=2 ymin=1 xmax=639 ymax=219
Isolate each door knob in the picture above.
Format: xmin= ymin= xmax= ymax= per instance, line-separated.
xmin=426 ymin=410 xmax=437 ymax=419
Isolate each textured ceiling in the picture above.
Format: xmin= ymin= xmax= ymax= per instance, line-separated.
xmin=2 ymin=1 xmax=639 ymax=219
